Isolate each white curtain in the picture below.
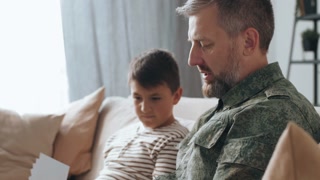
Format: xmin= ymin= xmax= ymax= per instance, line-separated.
xmin=0 ymin=0 xmax=69 ymax=114
xmin=61 ymin=0 xmax=203 ymax=101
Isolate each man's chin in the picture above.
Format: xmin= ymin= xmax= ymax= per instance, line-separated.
xmin=202 ymin=83 xmax=214 ymax=98
xmin=202 ymin=81 xmax=230 ymax=98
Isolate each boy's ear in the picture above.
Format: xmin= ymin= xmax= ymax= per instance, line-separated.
xmin=173 ymin=87 xmax=183 ymax=105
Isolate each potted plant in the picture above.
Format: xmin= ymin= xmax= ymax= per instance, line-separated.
xmin=301 ymin=28 xmax=319 ymax=52
xmin=298 ymin=0 xmax=317 ymax=16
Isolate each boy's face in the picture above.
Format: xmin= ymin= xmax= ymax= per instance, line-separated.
xmin=130 ymin=80 xmax=182 ymax=129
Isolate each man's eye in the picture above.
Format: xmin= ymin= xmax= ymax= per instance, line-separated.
xmin=201 ymin=43 xmax=212 ymax=48
xmin=134 ymin=96 xmax=142 ymax=101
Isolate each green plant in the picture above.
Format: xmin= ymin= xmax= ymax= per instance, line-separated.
xmin=301 ymin=29 xmax=319 ymax=52
xmin=301 ymin=29 xmax=319 ymax=40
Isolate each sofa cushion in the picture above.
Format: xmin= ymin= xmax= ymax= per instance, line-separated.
xmin=53 ymin=87 xmax=105 ymax=176
xmin=262 ymin=121 xmax=320 ymax=180
xmin=173 ymin=96 xmax=217 ymax=121
xmin=0 ymin=109 xmax=63 ymax=180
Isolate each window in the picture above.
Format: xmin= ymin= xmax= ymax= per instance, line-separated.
xmin=0 ymin=0 xmax=68 ymax=114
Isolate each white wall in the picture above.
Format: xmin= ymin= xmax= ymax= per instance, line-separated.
xmin=269 ymin=0 xmax=320 ymax=104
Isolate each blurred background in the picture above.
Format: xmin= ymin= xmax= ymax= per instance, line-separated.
xmin=0 ymin=0 xmax=317 ymax=113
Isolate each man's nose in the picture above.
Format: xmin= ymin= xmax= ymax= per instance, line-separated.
xmin=188 ymin=44 xmax=202 ymax=66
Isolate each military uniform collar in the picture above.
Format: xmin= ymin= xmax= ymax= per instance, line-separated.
xmin=220 ymin=62 xmax=284 ymax=110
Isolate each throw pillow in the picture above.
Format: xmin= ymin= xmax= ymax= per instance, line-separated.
xmin=0 ymin=109 xmax=63 ymax=180
xmin=262 ymin=121 xmax=320 ymax=180
xmin=53 ymin=87 xmax=105 ymax=176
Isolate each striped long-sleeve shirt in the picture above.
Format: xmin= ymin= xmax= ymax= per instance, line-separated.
xmin=96 ymin=120 xmax=189 ymax=180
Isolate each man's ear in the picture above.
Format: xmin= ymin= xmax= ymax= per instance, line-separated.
xmin=173 ymin=87 xmax=183 ymax=105
xmin=243 ymin=28 xmax=259 ymax=56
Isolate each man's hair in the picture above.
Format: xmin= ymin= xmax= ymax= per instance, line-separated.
xmin=128 ymin=49 xmax=180 ymax=94
xmin=176 ymin=0 xmax=274 ymax=52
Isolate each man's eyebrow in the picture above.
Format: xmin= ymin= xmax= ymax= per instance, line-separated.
xmin=188 ymin=35 xmax=208 ymax=42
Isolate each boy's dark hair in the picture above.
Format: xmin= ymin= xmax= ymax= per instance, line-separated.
xmin=128 ymin=49 xmax=180 ymax=94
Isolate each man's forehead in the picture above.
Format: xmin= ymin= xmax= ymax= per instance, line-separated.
xmin=188 ymin=16 xmax=204 ymax=40
xmin=187 ymin=19 xmax=213 ymax=42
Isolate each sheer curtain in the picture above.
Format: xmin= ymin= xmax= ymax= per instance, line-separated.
xmin=0 ymin=0 xmax=68 ymax=114
xmin=61 ymin=0 xmax=203 ymax=101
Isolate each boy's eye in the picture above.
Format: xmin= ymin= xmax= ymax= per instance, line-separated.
xmin=151 ymin=97 xmax=161 ymax=101
xmin=133 ymin=96 xmax=142 ymax=101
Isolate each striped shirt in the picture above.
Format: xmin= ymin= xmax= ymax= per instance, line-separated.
xmin=96 ymin=120 xmax=189 ymax=180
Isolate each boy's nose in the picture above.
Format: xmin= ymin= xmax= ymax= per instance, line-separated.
xmin=141 ymin=101 xmax=151 ymax=112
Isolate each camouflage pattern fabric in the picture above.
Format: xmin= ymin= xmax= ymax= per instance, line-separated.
xmin=157 ymin=62 xmax=320 ymax=180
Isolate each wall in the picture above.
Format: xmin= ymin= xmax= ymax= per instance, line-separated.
xmin=269 ymin=0 xmax=320 ymax=104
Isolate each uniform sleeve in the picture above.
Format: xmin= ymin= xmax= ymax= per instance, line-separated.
xmin=213 ymin=163 xmax=264 ymax=180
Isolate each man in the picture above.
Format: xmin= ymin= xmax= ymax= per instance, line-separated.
xmin=172 ymin=0 xmax=320 ymax=179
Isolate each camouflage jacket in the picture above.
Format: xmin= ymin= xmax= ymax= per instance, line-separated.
xmin=157 ymin=62 xmax=320 ymax=180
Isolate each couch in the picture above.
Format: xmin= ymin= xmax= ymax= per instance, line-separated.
xmin=1 ymin=87 xmax=320 ymax=180
xmin=74 ymin=89 xmax=218 ymax=180
xmin=0 ymin=87 xmax=216 ymax=180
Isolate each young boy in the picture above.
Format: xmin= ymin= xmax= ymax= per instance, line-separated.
xmin=96 ymin=49 xmax=189 ymax=180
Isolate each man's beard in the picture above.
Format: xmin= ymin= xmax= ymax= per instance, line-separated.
xmin=202 ymin=44 xmax=240 ymax=98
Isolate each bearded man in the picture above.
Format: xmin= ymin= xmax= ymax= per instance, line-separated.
xmin=157 ymin=0 xmax=320 ymax=179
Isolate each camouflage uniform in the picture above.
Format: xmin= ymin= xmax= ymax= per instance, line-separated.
xmin=158 ymin=62 xmax=320 ymax=180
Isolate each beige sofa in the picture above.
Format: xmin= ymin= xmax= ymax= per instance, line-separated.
xmin=74 ymin=94 xmax=218 ymax=180
xmin=0 ymin=87 xmax=216 ymax=180
xmin=1 ymin=86 xmax=320 ymax=179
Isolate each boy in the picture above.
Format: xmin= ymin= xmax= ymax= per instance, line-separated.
xmin=96 ymin=49 xmax=189 ymax=180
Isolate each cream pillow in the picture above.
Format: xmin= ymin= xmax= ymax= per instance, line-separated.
xmin=0 ymin=109 xmax=63 ymax=180
xmin=262 ymin=121 xmax=320 ymax=180
xmin=173 ymin=97 xmax=217 ymax=121
xmin=53 ymin=87 xmax=105 ymax=176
